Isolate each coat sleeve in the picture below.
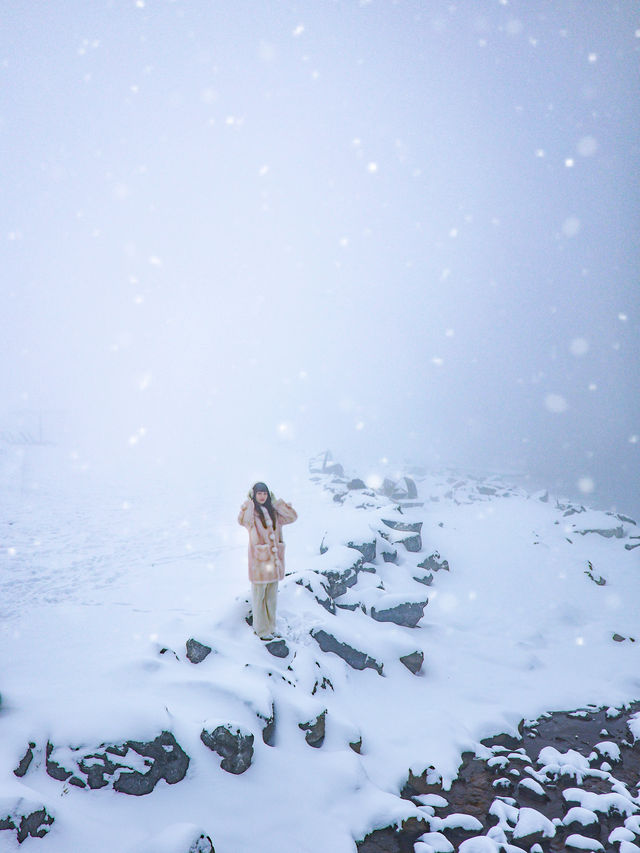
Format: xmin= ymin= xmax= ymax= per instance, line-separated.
xmin=273 ymin=498 xmax=297 ymax=525
xmin=238 ymin=499 xmax=255 ymax=528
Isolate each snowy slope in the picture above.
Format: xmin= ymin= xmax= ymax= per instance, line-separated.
xmin=0 ymin=450 xmax=639 ymax=852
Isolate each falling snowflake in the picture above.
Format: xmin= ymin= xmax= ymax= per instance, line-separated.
xmin=544 ymin=394 xmax=568 ymax=413
xmin=569 ymin=338 xmax=589 ymax=356
xmin=561 ymin=216 xmax=581 ymax=238
xmin=577 ymin=477 xmax=595 ymax=494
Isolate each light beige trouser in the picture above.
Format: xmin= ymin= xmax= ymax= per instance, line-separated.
xmin=251 ymin=581 xmax=279 ymax=638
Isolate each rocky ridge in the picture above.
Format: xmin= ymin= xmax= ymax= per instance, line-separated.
xmin=3 ymin=451 xmax=638 ymax=851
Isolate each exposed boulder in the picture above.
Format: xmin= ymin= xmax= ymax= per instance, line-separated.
xmin=371 ymin=600 xmax=428 ymax=628
xmin=311 ymin=629 xmax=383 ymax=675
xmin=576 ymin=526 xmax=625 ymax=539
xmin=265 ymin=639 xmax=289 ymax=658
xmin=299 ymin=710 xmax=326 ymax=748
xmin=417 ymin=552 xmax=450 ymax=572
xmin=13 ymin=742 xmax=35 ymax=778
xmin=562 ymin=806 xmax=601 ymax=839
xmin=381 ymin=476 xmax=419 ymax=502
xmin=295 ymin=573 xmax=336 ymax=614
xmin=43 ymin=732 xmax=190 ymax=795
xmin=200 ymin=724 xmax=254 ymax=775
xmin=112 ymin=733 xmax=190 ymax=795
xmin=0 ymin=800 xmax=55 ymax=845
xmin=347 ymin=478 xmax=367 ymax=490
xmin=399 ymin=651 xmax=424 ymax=674
xmin=347 ymin=540 xmax=377 ymax=564
xmin=381 ymin=519 xmax=423 ymax=533
xmin=379 ymin=520 xmax=423 ymax=553
xmin=186 ymin=638 xmax=212 ymax=664
xmin=258 ymin=704 xmax=276 ymax=746
xmin=320 ymin=566 xmax=359 ymax=599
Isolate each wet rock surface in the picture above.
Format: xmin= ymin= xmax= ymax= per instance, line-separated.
xmin=358 ymin=702 xmax=640 ymax=852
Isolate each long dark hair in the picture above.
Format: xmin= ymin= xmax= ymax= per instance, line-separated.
xmin=251 ymin=482 xmax=277 ymax=529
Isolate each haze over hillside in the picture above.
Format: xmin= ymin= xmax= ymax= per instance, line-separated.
xmin=2 ymin=1 xmax=638 ymax=516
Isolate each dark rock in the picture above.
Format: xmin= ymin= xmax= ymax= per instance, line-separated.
xmin=356 ymin=818 xmax=429 ymax=853
xmin=612 ymin=633 xmax=626 ymax=642
xmin=379 ymin=528 xmax=422 ymax=553
xmin=382 ymin=549 xmax=398 ymax=563
xmin=563 ymin=813 xmax=600 ymax=839
xmin=312 ymin=676 xmax=334 ymax=695
xmin=13 ymin=742 xmax=35 ymax=778
xmin=114 ymin=731 xmax=190 ymax=794
xmin=347 ymin=540 xmax=376 ymax=563
xmin=320 ymin=566 xmax=359 ymax=599
xmin=265 ymin=639 xmax=289 ymax=658
xmin=311 ymin=629 xmax=383 ymax=675
xmin=46 ymin=742 xmax=73 ymax=782
xmin=258 ymin=704 xmax=276 ymax=746
xmin=299 ymin=711 xmax=326 ymax=747
xmin=515 ymin=778 xmax=549 ymax=802
xmin=0 ymin=806 xmax=54 ymax=844
xmin=348 ymin=478 xmax=367 ymax=490
xmin=399 ymin=651 xmax=424 ymax=674
xmin=585 ymin=562 xmax=606 ymax=586
xmin=200 ymin=725 xmax=254 ymax=775
xmin=350 ymin=737 xmax=363 ymax=754
xmin=295 ymin=576 xmax=336 ymax=614
xmin=381 ymin=477 xmax=419 ymax=501
xmin=381 ymin=519 xmax=423 ymax=533
xmin=17 ymin=808 xmax=55 ymax=843
xmin=335 ymin=601 xmax=361 ymax=612
xmin=78 ymin=750 xmax=118 ymax=789
xmin=413 ymin=573 xmax=433 ymax=587
xmin=357 ymin=826 xmax=402 ymax=853
xmin=370 ymin=601 xmax=427 ymax=628
xmin=612 ymin=513 xmax=636 ymax=525
xmin=186 ymin=638 xmax=212 ymax=664
xmin=577 ymin=526 xmax=625 ymax=538
xmin=159 ymin=647 xmax=179 ymax=659
xmin=417 ymin=552 xmax=450 ymax=572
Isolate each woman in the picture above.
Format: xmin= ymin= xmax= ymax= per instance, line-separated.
xmin=238 ymin=482 xmax=297 ymax=640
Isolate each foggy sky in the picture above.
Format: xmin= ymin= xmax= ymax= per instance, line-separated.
xmin=2 ymin=1 xmax=639 ymax=515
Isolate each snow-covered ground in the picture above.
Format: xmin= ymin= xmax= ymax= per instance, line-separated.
xmin=0 ymin=448 xmax=638 ymax=852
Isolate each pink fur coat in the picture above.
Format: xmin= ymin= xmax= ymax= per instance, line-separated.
xmin=237 ymin=496 xmax=298 ymax=583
